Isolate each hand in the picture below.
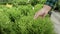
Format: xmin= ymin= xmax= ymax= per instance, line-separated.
xmin=34 ymin=5 xmax=51 ymax=19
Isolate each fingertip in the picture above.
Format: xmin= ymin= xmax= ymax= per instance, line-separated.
xmin=34 ymin=16 xmax=36 ymax=20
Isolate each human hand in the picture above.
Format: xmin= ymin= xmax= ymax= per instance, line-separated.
xmin=34 ymin=5 xmax=51 ymax=19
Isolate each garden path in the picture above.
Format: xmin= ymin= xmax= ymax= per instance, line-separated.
xmin=51 ymin=11 xmax=60 ymax=34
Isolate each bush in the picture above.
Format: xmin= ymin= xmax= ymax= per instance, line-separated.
xmin=0 ymin=5 xmax=55 ymax=34
xmin=34 ymin=4 xmax=43 ymax=12
xmin=17 ymin=16 xmax=54 ymax=34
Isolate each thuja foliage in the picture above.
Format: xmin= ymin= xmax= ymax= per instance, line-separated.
xmin=0 ymin=5 xmax=55 ymax=34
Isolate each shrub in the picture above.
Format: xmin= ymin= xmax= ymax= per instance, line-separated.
xmin=0 ymin=5 xmax=55 ymax=34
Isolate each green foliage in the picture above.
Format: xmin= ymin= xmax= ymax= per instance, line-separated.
xmin=12 ymin=0 xmax=29 ymax=6
xmin=0 ymin=0 xmax=12 ymax=4
xmin=0 ymin=0 xmax=55 ymax=34
xmin=0 ymin=5 xmax=54 ymax=34
xmin=58 ymin=0 xmax=60 ymax=11
xmin=34 ymin=4 xmax=43 ymax=12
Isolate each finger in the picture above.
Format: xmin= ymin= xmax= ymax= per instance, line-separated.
xmin=44 ymin=12 xmax=48 ymax=17
xmin=38 ymin=11 xmax=45 ymax=18
xmin=34 ymin=13 xmax=39 ymax=19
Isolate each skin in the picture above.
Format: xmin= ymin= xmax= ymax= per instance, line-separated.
xmin=34 ymin=5 xmax=51 ymax=19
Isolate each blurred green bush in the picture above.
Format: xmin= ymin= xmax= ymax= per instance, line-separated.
xmin=0 ymin=5 xmax=55 ymax=34
xmin=0 ymin=0 xmax=55 ymax=34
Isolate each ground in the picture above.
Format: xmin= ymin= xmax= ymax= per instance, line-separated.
xmin=51 ymin=11 xmax=60 ymax=34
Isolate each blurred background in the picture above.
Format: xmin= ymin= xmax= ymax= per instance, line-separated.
xmin=0 ymin=0 xmax=60 ymax=34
